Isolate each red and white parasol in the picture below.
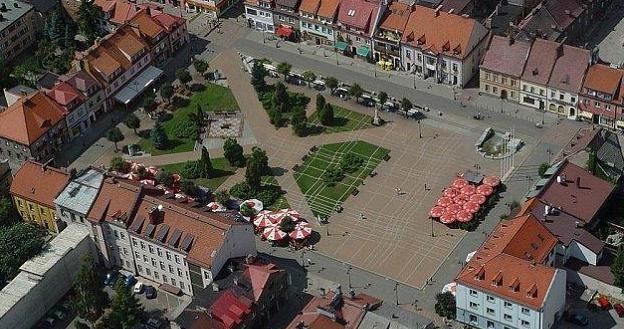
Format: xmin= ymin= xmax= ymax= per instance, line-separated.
xmin=439 ymin=211 xmax=456 ymax=224
xmin=147 ymin=166 xmax=159 ymax=176
xmin=123 ymin=172 xmax=140 ymax=181
xmin=278 ymin=208 xmax=301 ymax=220
xmin=453 ymin=197 xmax=467 ymax=206
xmin=269 ymin=211 xmax=288 ymax=223
xmin=172 ymin=173 xmax=182 ymax=183
xmin=452 ymin=178 xmax=469 ymax=189
xmin=447 ymin=204 xmax=462 ymax=214
xmin=430 ymin=206 xmax=445 ymax=218
xmin=140 ymin=179 xmax=156 ymax=186
xmin=262 ymin=224 xmax=287 ymax=241
xmin=442 ymin=282 xmax=457 ymax=296
xmin=469 ymin=194 xmax=486 ymax=205
xmin=477 ymin=184 xmax=494 ymax=196
xmin=463 ymin=201 xmax=480 ymax=214
xmin=461 ymin=185 xmax=477 ymax=196
xmin=437 ymin=197 xmax=453 ymax=207
xmin=130 ymin=162 xmax=143 ymax=172
xmin=456 ymin=210 xmax=472 ymax=223
xmin=289 ymin=223 xmax=312 ymax=240
xmin=483 ymin=176 xmax=501 ymax=187
xmin=254 ymin=211 xmax=275 ymax=228
xmin=242 ymin=199 xmax=264 ymax=212
xmin=443 ymin=187 xmax=459 ymax=198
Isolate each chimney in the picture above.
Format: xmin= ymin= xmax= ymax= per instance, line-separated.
xmin=434 ymin=5 xmax=442 ymax=16
xmin=13 ymin=2 xmax=18 ymax=8
xmin=575 ymin=221 xmax=580 ymax=228
xmin=576 ymin=176 xmax=580 ymax=188
xmin=318 ymin=288 xmax=326 ymax=297
xmin=556 ymin=175 xmax=562 ymax=184
xmin=564 ymin=9 xmax=571 ymax=16
xmin=543 ymin=205 xmax=550 ymax=217
xmin=148 ymin=206 xmax=161 ymax=224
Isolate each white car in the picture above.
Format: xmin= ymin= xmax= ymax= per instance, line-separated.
xmin=133 ymin=282 xmax=144 ymax=294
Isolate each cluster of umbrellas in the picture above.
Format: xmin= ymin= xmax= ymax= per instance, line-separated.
xmin=252 ymin=209 xmax=313 ymax=241
xmin=430 ymin=175 xmax=500 ymax=225
xmin=113 ymin=161 xmax=193 ymax=201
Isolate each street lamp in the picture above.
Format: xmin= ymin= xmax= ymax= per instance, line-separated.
xmin=347 ymin=266 xmax=352 ymax=289
xmin=418 ymin=119 xmax=422 ymax=138
xmin=394 ymin=282 xmax=399 ymax=305
xmin=546 ymin=148 xmax=553 ymax=164
xmin=430 ymin=217 xmax=434 ymax=237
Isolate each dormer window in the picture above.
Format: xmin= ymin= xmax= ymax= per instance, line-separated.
xmin=347 ymin=9 xmax=356 ymax=16
xmin=509 ymin=278 xmax=520 ymax=292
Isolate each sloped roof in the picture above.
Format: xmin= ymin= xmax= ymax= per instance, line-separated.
xmin=548 ymin=44 xmax=590 ymax=93
xmin=0 ymin=92 xmax=66 ymax=145
xmin=337 ymin=0 xmax=378 ymax=32
xmin=55 ymin=169 xmax=105 ymax=216
xmin=521 ymin=38 xmax=559 ymax=85
xmin=130 ymin=10 xmax=166 ymax=39
xmin=10 ymin=161 xmax=70 ymax=208
xmin=49 ymin=82 xmax=85 ymax=109
xmin=62 ymin=70 xmax=101 ymax=94
xmin=245 ymin=263 xmax=284 ymax=302
xmin=299 ymin=0 xmax=320 ymax=13
xmin=317 ymin=0 xmax=340 ymax=18
xmin=87 ymin=178 xmax=143 ymax=225
xmin=582 ymin=64 xmax=624 ymax=96
xmin=480 ymin=36 xmax=531 ymax=78
xmin=516 ymin=0 xmax=584 ymax=41
xmin=378 ymin=1 xmax=411 ymax=32
xmin=207 ymin=290 xmax=253 ymax=329
xmin=401 ymin=5 xmax=488 ymax=59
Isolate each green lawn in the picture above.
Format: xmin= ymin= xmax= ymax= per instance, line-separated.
xmin=308 ymin=105 xmax=373 ymax=133
xmin=294 ymin=141 xmax=389 ymax=218
xmin=139 ymin=84 xmax=240 ymax=155
xmin=159 ymin=157 xmax=237 ymax=191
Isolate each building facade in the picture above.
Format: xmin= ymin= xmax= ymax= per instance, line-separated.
xmin=578 ymin=64 xmax=623 ymax=128
xmin=272 ymin=0 xmax=301 ymax=40
xmin=298 ymin=0 xmax=340 ymax=46
xmin=371 ymin=1 xmax=411 ymax=69
xmin=245 ymin=0 xmax=276 ymax=32
xmin=518 ymin=39 xmax=560 ymax=110
xmin=479 ymin=36 xmax=531 ymax=103
xmin=0 ymin=0 xmax=36 ymax=62
xmin=186 ymin=0 xmax=239 ymax=16
xmin=335 ymin=0 xmax=385 ymax=60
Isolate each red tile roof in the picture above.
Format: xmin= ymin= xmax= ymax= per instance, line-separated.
xmin=521 ymin=38 xmax=560 ymax=85
xmin=94 ymin=0 xmax=143 ymax=24
xmin=548 ymin=44 xmax=590 ymax=93
xmin=208 ymin=290 xmax=253 ymax=329
xmin=62 ymin=71 xmax=100 ymax=95
xmin=480 ymin=36 xmax=531 ymax=78
xmin=455 ymin=214 xmax=558 ymax=309
xmin=87 ymin=178 xmax=143 ymax=225
xmin=537 ymin=160 xmax=614 ymax=224
xmin=10 ymin=161 xmax=70 ymax=208
xmin=299 ymin=0 xmax=320 ymax=13
xmin=378 ymin=1 xmax=411 ymax=32
xmin=401 ymin=5 xmax=488 ymax=59
xmin=337 ymin=0 xmax=378 ymax=32
xmin=49 ymin=82 xmax=86 ymax=110
xmin=129 ymin=10 xmax=166 ymax=40
xmin=317 ymin=0 xmax=340 ymax=19
xmin=246 ymin=263 xmax=284 ymax=302
xmin=582 ymin=64 xmax=624 ymax=96
xmin=0 ymin=92 xmax=66 ymax=145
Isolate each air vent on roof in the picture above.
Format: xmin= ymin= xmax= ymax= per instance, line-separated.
xmin=347 ymin=9 xmax=355 ymax=16
xmin=169 ymin=229 xmax=182 ymax=247
xmin=155 ymin=224 xmax=169 ymax=242
xmin=530 ymin=242 xmax=538 ymax=250
xmin=181 ymin=234 xmax=194 ymax=252
xmin=144 ymin=223 xmax=156 ymax=238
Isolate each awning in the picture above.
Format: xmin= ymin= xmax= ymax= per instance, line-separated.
xmin=335 ymin=41 xmax=348 ymax=51
xmin=276 ymin=26 xmax=293 ymax=38
xmin=113 ymin=66 xmax=164 ymax=105
xmin=356 ymin=46 xmax=371 ymax=57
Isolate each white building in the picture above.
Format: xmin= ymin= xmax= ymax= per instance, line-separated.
xmin=545 ymin=45 xmax=591 ymax=120
xmin=400 ymin=6 xmax=488 ymax=87
xmin=455 ymin=214 xmax=566 ymax=329
xmin=244 ymin=0 xmax=275 ymax=32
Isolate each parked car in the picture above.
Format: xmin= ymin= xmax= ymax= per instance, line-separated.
xmin=614 ymin=303 xmax=624 ymax=317
xmin=568 ymin=312 xmax=588 ymax=326
xmin=382 ymin=101 xmax=399 ymax=112
xmin=145 ymin=286 xmax=157 ymax=299
xmin=53 ymin=309 xmax=66 ymax=320
xmin=358 ymin=94 xmax=375 ymax=107
xmin=124 ymin=275 xmax=137 ymax=287
xmin=145 ymin=317 xmax=164 ymax=329
xmin=334 ymin=87 xmax=350 ymax=100
xmin=133 ymin=282 xmax=144 ymax=294
xmin=43 ymin=317 xmax=56 ymax=327
xmin=104 ymin=271 xmax=118 ymax=286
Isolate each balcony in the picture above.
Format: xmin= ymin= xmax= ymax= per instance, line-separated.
xmin=373 ymin=45 xmax=400 ymax=57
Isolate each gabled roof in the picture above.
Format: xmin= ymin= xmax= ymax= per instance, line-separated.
xmin=150 ymin=10 xmax=185 ymax=30
xmin=245 ymin=263 xmax=285 ymax=302
xmin=129 ymin=9 xmax=166 ymax=40
xmin=480 ymin=36 xmax=532 ymax=78
xmin=521 ymin=38 xmax=559 ymax=85
xmin=582 ymin=64 xmax=624 ymax=96
xmin=0 ymin=92 xmax=66 ymax=145
xmin=537 ymin=160 xmax=614 ymax=224
xmin=547 ymin=44 xmax=590 ymax=93
xmin=401 ymin=5 xmax=488 ymax=59
xmin=62 ymin=70 xmax=101 ymax=94
xmin=94 ymin=0 xmax=143 ymax=24
xmin=55 ymin=169 xmax=105 ymax=215
xmin=317 ymin=0 xmax=340 ymax=18
xmin=516 ymin=0 xmax=584 ymax=41
xmin=10 ymin=161 xmax=70 ymax=208
xmin=49 ymin=82 xmax=85 ymax=110
xmin=378 ymin=1 xmax=411 ymax=33
xmin=208 ymin=290 xmax=253 ymax=329
xmin=299 ymin=0 xmax=320 ymax=13
xmin=87 ymin=178 xmax=143 ymax=225
xmin=337 ymin=0 xmax=378 ymax=32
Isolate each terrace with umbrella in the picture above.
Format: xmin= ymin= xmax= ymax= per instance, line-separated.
xmin=250 ymin=208 xmax=314 ymax=248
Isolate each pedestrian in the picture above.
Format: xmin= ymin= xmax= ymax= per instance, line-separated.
xmin=359 ymin=212 xmax=364 ymax=220
xmin=424 ymin=183 xmax=427 ymax=191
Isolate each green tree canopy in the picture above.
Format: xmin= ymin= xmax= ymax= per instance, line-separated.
xmin=291 ymin=108 xmax=307 ymax=137
xmin=251 ymin=61 xmax=268 ymax=91
xmin=302 ymin=71 xmax=316 ymax=87
xmin=150 ymin=122 xmax=169 ymax=150
xmin=538 ymin=163 xmax=550 ymax=178
xmin=156 ymin=170 xmax=173 ymax=187
xmin=106 ymin=127 xmax=124 ymax=152
xmin=400 ymin=97 xmax=412 ymax=112
xmin=378 ymin=92 xmax=388 ymax=106
xmin=110 ymin=279 xmax=144 ymax=329
xmin=180 ymin=180 xmax=199 ymax=197
xmin=349 ymin=83 xmax=363 ymax=102
xmin=271 ymin=82 xmax=290 ymax=111
xmin=176 ymin=68 xmax=192 ymax=87
xmin=612 ymin=244 xmax=624 ymax=288
xmin=223 ymin=138 xmax=245 ymax=167
xmin=325 ymin=77 xmax=338 ymax=94
xmin=193 ymin=59 xmax=209 ymax=76
xmin=214 ymin=190 xmax=230 ymax=205
xmin=0 ymin=197 xmax=16 ymax=226
xmin=77 ymin=0 xmax=102 ymax=43
xmin=251 ymin=147 xmax=270 ymax=175
xmin=0 ymin=223 xmax=46 ymax=287
xmin=124 ymin=113 xmax=140 ymax=134
xmin=276 ymin=62 xmax=292 ymax=81
xmin=110 ymin=157 xmax=130 ymax=173
xmin=320 ymin=103 xmax=334 ymax=126
xmin=159 ymin=83 xmax=174 ymax=103
xmin=71 ymin=255 xmax=108 ymax=322
xmin=316 ymin=94 xmax=326 ymax=112
xmin=198 ymin=147 xmax=215 ymax=178
xmin=141 ymin=91 xmax=156 ymax=112
xmin=434 ymin=292 xmax=456 ymax=319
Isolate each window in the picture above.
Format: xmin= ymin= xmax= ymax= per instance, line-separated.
xmin=487 ymin=321 xmax=494 ymax=329
xmin=502 ymin=77 xmax=507 ymax=84
xmin=157 ymin=248 xmax=162 ymax=257
xmin=469 ymin=289 xmax=478 ymax=297
xmin=504 ymin=314 xmax=512 ymax=321
xmin=540 ymin=89 xmax=545 ymax=96
xmin=204 ymin=271 xmax=210 ymax=280
xmin=135 ymin=252 xmax=140 ymax=259
xmin=246 ymin=8 xmax=257 ymax=15
xmin=166 ymin=251 xmax=171 ymax=260
xmin=178 ymin=268 xmax=183 ymax=277
xmin=120 ymin=232 xmax=125 ymax=239
xmin=551 ymin=91 xmax=556 ymax=97
xmin=180 ymin=281 xmax=185 ymax=290
xmin=175 ymin=255 xmax=180 ymax=264
xmin=493 ymin=87 xmax=498 ymax=93
xmin=406 ymin=49 xmax=411 ymax=59
xmin=571 ymin=97 xmax=576 ymax=103
xmin=521 ymin=320 xmax=530 ymax=327
xmin=154 ymin=271 xmax=160 ymax=279
xmin=469 ymin=315 xmax=477 ymax=324
xmin=113 ymin=231 xmax=119 ymax=238
xmin=163 ymin=275 xmax=167 ymax=283
xmin=485 ymin=84 xmax=490 ymax=92
xmin=504 ymin=301 xmax=512 ymax=309
xmin=151 ymin=258 xmax=156 ymax=267
xmin=487 ymin=295 xmax=495 ymax=303
xmin=123 ymin=248 xmax=128 ymax=255
xmin=171 ymin=278 xmax=176 ymax=286
xmin=452 ymin=63 xmax=458 ymax=72
xmin=146 ymin=268 xmax=151 ymax=276
xmin=160 ymin=261 xmax=165 ymax=270
xmin=137 ymin=265 xmax=143 ymax=273
xmin=469 ymin=302 xmax=479 ymax=309
xmin=169 ymin=265 xmax=174 ymax=274
xmin=148 ymin=245 xmax=154 ymax=254
xmin=142 ymin=255 xmax=148 ymax=263
xmin=486 ymin=308 xmax=495 ymax=315
xmin=522 ymin=84 xmax=527 ymax=91
xmin=521 ymin=307 xmax=530 ymax=315
xmin=140 ymin=242 xmax=145 ymax=250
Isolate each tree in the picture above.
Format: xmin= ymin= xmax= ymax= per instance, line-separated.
xmin=124 ymin=113 xmax=140 ymax=134
xmin=176 ymin=68 xmax=192 ymax=89
xmin=349 ymin=83 xmax=363 ymax=102
xmin=378 ymin=92 xmax=388 ymax=106
xmin=180 ymin=180 xmax=199 ymax=197
xmin=276 ymin=62 xmax=292 ymax=81
xmin=0 ymin=197 xmax=16 ymax=226
xmin=612 ymin=244 xmax=624 ymax=288
xmin=251 ymin=147 xmax=270 ymax=175
xmin=538 ymin=163 xmax=550 ymax=178
xmin=0 ymin=223 xmax=45 ymax=287
xmin=240 ymin=203 xmax=256 ymax=217
xmin=155 ymin=170 xmax=173 ymax=187
xmin=198 ymin=147 xmax=215 ymax=178
xmin=401 ymin=97 xmax=412 ymax=113
xmin=587 ymin=151 xmax=597 ymax=175
xmin=150 ymin=122 xmax=169 ymax=150
xmin=291 ymin=108 xmax=308 ymax=137
xmin=316 ymin=94 xmax=326 ymax=112
xmin=320 ymin=103 xmax=334 ymax=126
xmin=159 ymin=83 xmax=174 ymax=104
xmin=0 ymin=59 xmax=13 ymax=90
xmin=193 ymin=59 xmax=209 ymax=77
xmin=77 ymin=0 xmax=101 ymax=43
xmin=110 ymin=157 xmax=130 ymax=173
xmin=45 ymin=9 xmax=65 ymax=46
xmin=141 ymin=91 xmax=156 ymax=113
xmin=279 ymin=216 xmax=296 ymax=232
xmin=106 ymin=127 xmax=124 ymax=152
xmin=268 ymin=108 xmax=284 ymax=127
xmin=325 ymin=77 xmax=338 ymax=95
xmin=302 ymin=71 xmax=316 ymax=88
xmin=71 ymin=255 xmax=108 ymax=322
xmin=272 ymin=82 xmax=290 ymax=111
xmin=251 ymin=61 xmax=268 ymax=91
xmin=188 ymin=105 xmax=204 ymax=141
xmin=110 ymin=279 xmax=144 ymax=329
xmin=434 ymin=292 xmax=456 ymax=319
xmin=223 ymin=138 xmax=245 ymax=167
xmin=214 ymin=190 xmax=230 ymax=205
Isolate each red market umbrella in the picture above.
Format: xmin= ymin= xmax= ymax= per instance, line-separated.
xmin=461 ymin=185 xmax=477 ymax=195
xmin=439 ymin=211 xmax=456 ymax=224
xmin=430 ymin=206 xmax=445 ymax=218
xmin=452 ymin=178 xmax=469 ymax=189
xmin=464 ymin=201 xmax=480 ymax=214
xmin=453 ymin=197 xmax=467 ymax=206
xmin=289 ymin=224 xmax=312 ymax=240
xmin=437 ymin=197 xmax=453 ymax=207
xmin=483 ymin=176 xmax=501 ymax=187
xmin=253 ymin=210 xmax=275 ymax=228
xmin=269 ymin=211 xmax=288 ymax=223
xmin=447 ymin=204 xmax=462 ymax=214
xmin=263 ymin=225 xmax=287 ymax=241
xmin=456 ymin=210 xmax=472 ymax=223
xmin=469 ymin=194 xmax=486 ymax=205
xmin=278 ymin=208 xmax=301 ymax=220
xmin=477 ymin=184 xmax=494 ymax=196
xmin=443 ymin=187 xmax=459 ymax=198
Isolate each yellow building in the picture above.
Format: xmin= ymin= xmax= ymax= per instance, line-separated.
xmin=10 ymin=161 xmax=70 ymax=233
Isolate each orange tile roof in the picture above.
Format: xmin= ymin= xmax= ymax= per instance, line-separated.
xmin=245 ymin=263 xmax=285 ymax=302
xmin=130 ymin=10 xmax=165 ymax=39
xmin=87 ymin=178 xmax=143 ymax=224
xmin=10 ymin=161 xmax=70 ymax=208
xmin=299 ymin=0 xmax=320 ymax=13
xmin=317 ymin=0 xmax=340 ymax=19
xmin=286 ymin=291 xmax=379 ymax=329
xmin=401 ymin=5 xmax=488 ymax=59
xmin=87 ymin=48 xmax=122 ymax=78
xmin=583 ymin=64 xmax=624 ymax=96
xmin=0 ymin=92 xmax=66 ymax=145
xmin=455 ymin=214 xmax=558 ymax=309
xmin=85 ymin=26 xmax=148 ymax=82
xmin=379 ymin=1 xmax=411 ymax=32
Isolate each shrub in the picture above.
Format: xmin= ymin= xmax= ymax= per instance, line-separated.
xmin=323 ymin=167 xmax=344 ymax=187
xmin=240 ymin=203 xmax=256 ymax=217
xmin=538 ymin=162 xmax=550 ymax=178
xmin=155 ymin=170 xmax=173 ymax=187
xmin=180 ymin=180 xmax=199 ymax=197
xmin=279 ymin=216 xmax=296 ymax=233
xmin=256 ymin=185 xmax=282 ymax=206
xmin=230 ymin=181 xmax=253 ymax=200
xmin=340 ymin=153 xmax=364 ymax=173
xmin=110 ymin=157 xmax=130 ymax=173
xmin=181 ymin=161 xmax=202 ymax=179
xmin=214 ymin=190 xmax=230 ymax=205
xmin=172 ymin=118 xmax=198 ymax=139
